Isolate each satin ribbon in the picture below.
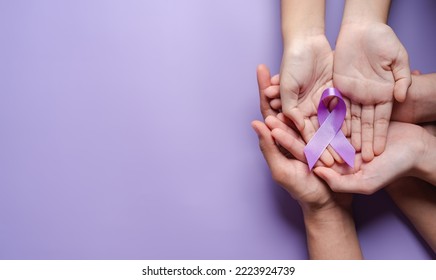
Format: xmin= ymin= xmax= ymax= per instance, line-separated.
xmin=304 ymin=88 xmax=355 ymax=170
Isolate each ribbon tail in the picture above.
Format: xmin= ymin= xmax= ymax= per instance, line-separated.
xmin=330 ymin=132 xmax=355 ymax=168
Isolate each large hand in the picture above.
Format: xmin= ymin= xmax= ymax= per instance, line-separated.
xmin=251 ymin=119 xmax=351 ymax=210
xmin=314 ymin=122 xmax=429 ymax=195
xmin=256 ymin=64 xmax=280 ymax=119
xmin=255 ymin=63 xmax=352 ymax=209
xmin=279 ymin=35 xmax=349 ymax=166
xmin=253 ymin=66 xmax=362 ymax=259
xmin=334 ymin=22 xmax=411 ymax=162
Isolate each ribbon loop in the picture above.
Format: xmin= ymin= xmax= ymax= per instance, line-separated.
xmin=304 ymin=88 xmax=355 ymax=170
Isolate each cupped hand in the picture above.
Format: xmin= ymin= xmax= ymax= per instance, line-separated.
xmin=254 ymin=62 xmax=352 ymax=210
xmin=334 ymin=22 xmax=411 ymax=162
xmin=252 ymin=118 xmax=352 ymax=211
xmin=314 ymin=122 xmax=427 ymax=195
xmin=266 ymin=37 xmax=352 ymax=166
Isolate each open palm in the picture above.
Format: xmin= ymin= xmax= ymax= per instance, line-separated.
xmin=334 ymin=22 xmax=411 ymax=161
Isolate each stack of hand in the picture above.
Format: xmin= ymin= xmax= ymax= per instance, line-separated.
xmin=252 ymin=0 xmax=436 ymax=259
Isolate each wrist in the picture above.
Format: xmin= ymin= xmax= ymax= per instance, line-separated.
xmin=341 ymin=0 xmax=391 ymax=25
xmin=282 ymin=33 xmax=329 ymax=55
xmin=302 ymin=202 xmax=363 ymax=259
xmin=301 ymin=200 xmax=352 ymax=223
xmin=414 ymin=129 xmax=436 ymax=183
xmin=281 ymin=0 xmax=325 ymax=45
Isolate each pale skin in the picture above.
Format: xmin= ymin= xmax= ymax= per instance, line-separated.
xmin=258 ymin=113 xmax=436 ymax=255
xmin=257 ymin=65 xmax=436 ymax=254
xmin=263 ymin=65 xmax=436 ymax=193
xmin=280 ymin=0 xmax=411 ymax=164
xmin=314 ymin=122 xmax=436 ymax=194
xmin=334 ymin=0 xmax=411 ymax=161
xmin=272 ymin=71 xmax=436 ymax=126
xmin=313 ymin=74 xmax=436 ymax=192
xmin=392 ymin=73 xmax=436 ymax=124
xmin=280 ymin=0 xmax=350 ymax=167
xmin=254 ymin=65 xmax=363 ymax=259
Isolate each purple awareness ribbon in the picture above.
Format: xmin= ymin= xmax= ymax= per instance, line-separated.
xmin=304 ymin=88 xmax=355 ymax=170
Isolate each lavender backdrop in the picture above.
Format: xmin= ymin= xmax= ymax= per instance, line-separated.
xmin=0 ymin=0 xmax=435 ymax=259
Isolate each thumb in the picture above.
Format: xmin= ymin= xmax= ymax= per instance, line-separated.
xmin=280 ymin=75 xmax=305 ymax=131
xmin=313 ymin=167 xmax=350 ymax=193
xmin=392 ymin=45 xmax=411 ymax=103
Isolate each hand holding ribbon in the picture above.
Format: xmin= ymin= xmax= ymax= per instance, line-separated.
xmin=304 ymin=88 xmax=355 ymax=170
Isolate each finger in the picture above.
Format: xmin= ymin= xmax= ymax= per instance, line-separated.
xmin=252 ymin=121 xmax=297 ymax=187
xmin=271 ymin=74 xmax=280 ymax=85
xmin=271 ymin=128 xmax=307 ymax=163
xmin=257 ymin=64 xmax=275 ymax=119
xmin=277 ymin=113 xmax=298 ymax=132
xmin=373 ymin=102 xmax=392 ymax=156
xmin=411 ymin=70 xmax=422 ymax=75
xmin=285 ymin=107 xmax=307 ymax=132
xmin=343 ymin=97 xmax=351 ymax=137
xmin=264 ymin=85 xmax=280 ymax=99
xmin=265 ymin=115 xmax=305 ymax=145
xmin=392 ymin=45 xmax=411 ymax=103
xmin=361 ymin=105 xmax=375 ymax=162
xmin=270 ymin=98 xmax=282 ymax=111
xmin=251 ymin=120 xmax=286 ymax=168
xmin=351 ymin=103 xmax=362 ymax=152
xmin=313 ymin=167 xmax=372 ymax=194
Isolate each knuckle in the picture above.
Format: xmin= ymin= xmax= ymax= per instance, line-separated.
xmin=361 ymin=121 xmax=374 ymax=129
xmin=351 ymin=114 xmax=361 ymax=121
xmin=374 ymin=117 xmax=389 ymax=127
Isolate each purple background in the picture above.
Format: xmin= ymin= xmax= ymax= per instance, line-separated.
xmin=0 ymin=0 xmax=435 ymax=259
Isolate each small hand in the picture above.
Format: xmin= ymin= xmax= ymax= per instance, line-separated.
xmin=279 ymin=35 xmax=351 ymax=166
xmin=334 ymin=22 xmax=411 ymax=161
xmin=256 ymin=64 xmax=280 ymax=119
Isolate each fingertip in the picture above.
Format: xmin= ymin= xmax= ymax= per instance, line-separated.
xmin=320 ymin=151 xmax=334 ymax=167
xmin=264 ymin=115 xmax=276 ymax=128
xmin=394 ymin=78 xmax=411 ymax=103
xmin=251 ymin=120 xmax=263 ymax=136
xmin=373 ymin=140 xmax=386 ymax=156
xmin=271 ymin=74 xmax=280 ymax=85
xmin=361 ymin=147 xmax=374 ymax=162
xmin=313 ymin=167 xmax=331 ymax=183
xmin=256 ymin=64 xmax=267 ymax=73
xmin=327 ymin=146 xmax=344 ymax=164
xmin=394 ymin=89 xmax=407 ymax=103
xmin=312 ymin=167 xmax=324 ymax=178
xmin=257 ymin=64 xmax=271 ymax=90
xmin=265 ymin=85 xmax=281 ymax=99
xmin=351 ymin=131 xmax=362 ymax=152
xmin=270 ymin=98 xmax=282 ymax=111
